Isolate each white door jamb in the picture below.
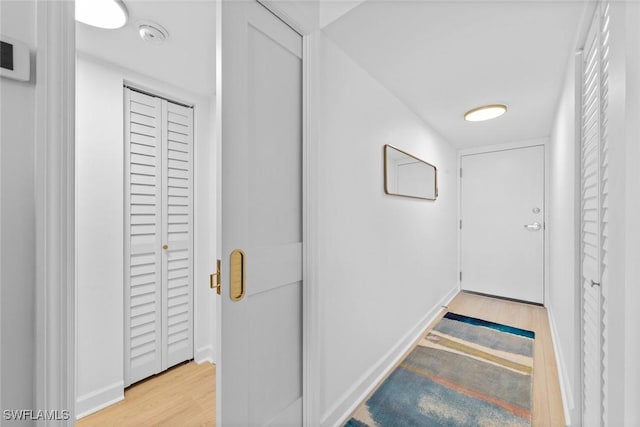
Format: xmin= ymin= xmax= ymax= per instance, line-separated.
xmin=35 ymin=1 xmax=76 ymax=424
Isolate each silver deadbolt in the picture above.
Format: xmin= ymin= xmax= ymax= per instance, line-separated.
xmin=532 ymin=207 xmax=541 ymax=214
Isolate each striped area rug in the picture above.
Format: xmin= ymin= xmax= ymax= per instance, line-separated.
xmin=345 ymin=312 xmax=535 ymax=427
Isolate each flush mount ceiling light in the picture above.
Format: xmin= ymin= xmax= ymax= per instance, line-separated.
xmin=138 ymin=22 xmax=169 ymax=45
xmin=75 ymin=0 xmax=128 ymax=29
xmin=464 ymin=104 xmax=507 ymax=122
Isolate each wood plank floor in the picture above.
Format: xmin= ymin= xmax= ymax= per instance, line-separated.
xmin=347 ymin=291 xmax=565 ymax=426
xmin=79 ymin=292 xmax=564 ymax=426
xmin=77 ymin=361 xmax=216 ymax=427
xmin=447 ymin=292 xmax=565 ymax=426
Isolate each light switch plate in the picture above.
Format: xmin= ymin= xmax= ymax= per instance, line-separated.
xmin=0 ymin=35 xmax=30 ymax=82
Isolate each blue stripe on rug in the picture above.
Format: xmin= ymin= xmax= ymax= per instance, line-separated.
xmin=348 ymin=366 xmax=530 ymax=427
xmin=444 ymin=312 xmax=535 ymax=339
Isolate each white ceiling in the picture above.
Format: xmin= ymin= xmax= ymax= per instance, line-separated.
xmin=76 ymin=0 xmax=216 ymax=96
xmin=323 ymin=1 xmax=588 ymax=148
xmin=77 ymin=1 xmax=587 ymax=147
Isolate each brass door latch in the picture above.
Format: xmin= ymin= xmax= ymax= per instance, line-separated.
xmin=210 ymin=259 xmax=221 ymax=295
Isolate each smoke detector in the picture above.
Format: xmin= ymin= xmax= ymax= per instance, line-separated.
xmin=138 ymin=22 xmax=168 ymax=44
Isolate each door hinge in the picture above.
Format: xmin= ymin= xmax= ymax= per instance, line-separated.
xmin=459 ymin=271 xmax=462 ymax=281
xmin=459 ymin=220 xmax=462 ymax=229
xmin=459 ymin=168 xmax=462 ymax=178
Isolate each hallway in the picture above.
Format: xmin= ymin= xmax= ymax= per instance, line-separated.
xmin=2 ymin=0 xmax=640 ymax=425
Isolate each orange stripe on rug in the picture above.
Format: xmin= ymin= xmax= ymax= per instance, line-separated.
xmin=399 ymin=362 xmax=531 ymax=420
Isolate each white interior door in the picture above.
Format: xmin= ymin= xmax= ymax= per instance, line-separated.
xmin=125 ymin=89 xmax=164 ymax=385
xmin=162 ymin=100 xmax=194 ymax=369
xmin=460 ymin=146 xmax=545 ymax=304
xmin=580 ymin=3 xmax=609 ymax=425
xmin=125 ymin=88 xmax=194 ymax=386
xmin=217 ymin=1 xmax=303 ymax=425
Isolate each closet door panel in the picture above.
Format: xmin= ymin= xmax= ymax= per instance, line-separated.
xmin=125 ymin=89 xmax=164 ymax=386
xmin=162 ymin=100 xmax=194 ymax=368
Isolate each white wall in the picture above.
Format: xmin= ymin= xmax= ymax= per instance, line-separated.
xmin=75 ymin=54 xmax=217 ymax=417
xmin=0 ymin=0 xmax=37 ymax=417
xmin=623 ymin=4 xmax=640 ymax=424
xmin=316 ymin=35 xmax=459 ymax=426
xmin=548 ymin=50 xmax=580 ymax=425
xmin=606 ymin=2 xmax=640 ymax=424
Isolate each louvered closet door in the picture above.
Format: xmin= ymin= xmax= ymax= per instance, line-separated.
xmin=125 ymin=89 xmax=164 ymax=386
xmin=125 ymin=88 xmax=194 ymax=386
xmin=161 ymin=100 xmax=194 ymax=368
xmin=581 ymin=2 xmax=609 ymax=425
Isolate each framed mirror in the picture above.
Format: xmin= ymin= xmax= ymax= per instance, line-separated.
xmin=384 ymin=144 xmax=438 ymax=200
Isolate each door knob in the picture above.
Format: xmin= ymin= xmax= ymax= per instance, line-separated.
xmin=524 ymin=222 xmax=542 ymax=231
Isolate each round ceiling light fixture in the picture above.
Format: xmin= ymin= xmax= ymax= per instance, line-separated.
xmin=138 ymin=22 xmax=169 ymax=45
xmin=464 ymin=104 xmax=507 ymax=122
xmin=75 ymin=0 xmax=128 ymax=29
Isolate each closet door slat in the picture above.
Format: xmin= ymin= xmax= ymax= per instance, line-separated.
xmin=125 ymin=88 xmax=163 ymax=386
xmin=125 ymin=89 xmax=194 ymax=386
xmin=161 ymin=99 xmax=195 ymax=369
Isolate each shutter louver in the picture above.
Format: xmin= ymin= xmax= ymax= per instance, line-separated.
xmin=125 ymin=90 xmax=164 ymax=386
xmin=162 ymin=100 xmax=194 ymax=368
xmin=125 ymin=89 xmax=194 ymax=386
xmin=581 ymin=2 xmax=610 ymax=425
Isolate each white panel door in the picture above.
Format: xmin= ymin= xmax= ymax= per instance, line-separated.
xmin=125 ymin=89 xmax=194 ymax=386
xmin=460 ymin=146 xmax=545 ymax=304
xmin=125 ymin=89 xmax=164 ymax=386
xmin=217 ymin=1 xmax=303 ymax=425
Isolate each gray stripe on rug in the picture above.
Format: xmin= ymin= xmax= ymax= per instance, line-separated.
xmin=404 ymin=345 xmax=532 ymax=411
xmin=434 ymin=317 xmax=534 ymax=357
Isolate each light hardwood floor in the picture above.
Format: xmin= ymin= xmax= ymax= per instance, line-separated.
xmin=79 ymin=292 xmax=564 ymax=427
xmin=448 ymin=292 xmax=565 ymax=426
xmin=347 ymin=291 xmax=565 ymax=426
xmin=447 ymin=292 xmax=565 ymax=426
xmin=77 ymin=361 xmax=215 ymax=427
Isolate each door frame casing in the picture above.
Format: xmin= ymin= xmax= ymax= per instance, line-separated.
xmin=457 ymin=138 xmax=550 ymax=306
xmin=36 ymin=0 xmax=317 ymax=425
xmin=34 ymin=1 xmax=76 ymax=424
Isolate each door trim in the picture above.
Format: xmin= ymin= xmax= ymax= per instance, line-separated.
xmin=34 ymin=2 xmax=76 ymax=425
xmin=457 ymin=138 xmax=550 ymax=306
xmin=301 ymin=31 xmax=321 ymax=427
xmin=37 ymin=1 xmax=317 ymax=425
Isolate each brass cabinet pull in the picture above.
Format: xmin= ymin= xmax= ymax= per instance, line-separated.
xmin=162 ymin=244 xmax=169 ymax=250
xmin=210 ymin=259 xmax=221 ymax=295
xmin=229 ymin=249 xmax=245 ymax=301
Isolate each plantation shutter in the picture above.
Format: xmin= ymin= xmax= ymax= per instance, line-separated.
xmin=124 ymin=89 xmax=164 ymax=386
xmin=125 ymin=88 xmax=194 ymax=386
xmin=162 ymin=100 xmax=194 ymax=368
xmin=580 ymin=2 xmax=610 ymax=426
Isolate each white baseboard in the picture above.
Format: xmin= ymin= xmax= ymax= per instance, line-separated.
xmin=321 ymin=286 xmax=459 ymax=427
xmin=195 ymin=345 xmax=215 ymax=364
xmin=76 ymin=381 xmax=124 ymax=419
xmin=547 ymin=306 xmax=573 ymax=426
